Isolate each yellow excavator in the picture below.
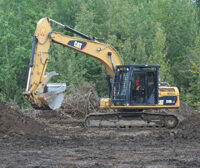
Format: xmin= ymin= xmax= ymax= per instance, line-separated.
xmin=24 ymin=18 xmax=180 ymax=128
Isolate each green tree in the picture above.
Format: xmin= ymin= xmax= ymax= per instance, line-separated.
xmin=148 ymin=24 xmax=173 ymax=84
xmin=0 ymin=0 xmax=55 ymax=106
xmin=181 ymin=36 xmax=200 ymax=107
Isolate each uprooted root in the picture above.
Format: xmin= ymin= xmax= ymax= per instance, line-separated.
xmin=61 ymin=83 xmax=100 ymax=119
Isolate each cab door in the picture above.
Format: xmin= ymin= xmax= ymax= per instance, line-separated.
xmin=130 ymin=71 xmax=145 ymax=105
xmin=130 ymin=70 xmax=158 ymax=105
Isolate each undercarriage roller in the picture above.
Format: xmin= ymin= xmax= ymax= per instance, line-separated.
xmin=85 ymin=112 xmax=178 ymax=129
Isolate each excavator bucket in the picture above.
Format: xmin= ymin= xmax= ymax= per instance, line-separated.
xmin=25 ymin=71 xmax=66 ymax=110
xmin=39 ymin=83 xmax=66 ymax=110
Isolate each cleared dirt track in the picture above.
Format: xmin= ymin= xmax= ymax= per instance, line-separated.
xmin=0 ymin=102 xmax=200 ymax=168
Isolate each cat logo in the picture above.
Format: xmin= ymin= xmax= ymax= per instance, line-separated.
xmin=68 ymin=40 xmax=87 ymax=50
xmin=74 ymin=41 xmax=82 ymax=49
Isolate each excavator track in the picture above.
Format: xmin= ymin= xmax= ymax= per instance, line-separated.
xmin=85 ymin=111 xmax=178 ymax=129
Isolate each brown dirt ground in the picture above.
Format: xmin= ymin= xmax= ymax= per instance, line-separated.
xmin=0 ymin=101 xmax=200 ymax=168
xmin=0 ymin=102 xmax=47 ymax=138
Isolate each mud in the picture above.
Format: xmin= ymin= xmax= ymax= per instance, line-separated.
xmin=0 ymin=102 xmax=200 ymax=168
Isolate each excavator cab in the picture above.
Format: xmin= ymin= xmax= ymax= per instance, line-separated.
xmin=112 ymin=65 xmax=159 ymax=106
xmin=91 ymin=64 xmax=179 ymax=129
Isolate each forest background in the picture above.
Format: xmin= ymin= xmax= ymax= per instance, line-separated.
xmin=0 ymin=0 xmax=199 ymax=109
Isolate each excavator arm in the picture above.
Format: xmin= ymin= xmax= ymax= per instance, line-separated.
xmin=24 ymin=17 xmax=122 ymax=109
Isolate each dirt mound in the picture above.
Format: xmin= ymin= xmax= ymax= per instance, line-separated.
xmin=171 ymin=114 xmax=200 ymax=142
xmin=179 ymin=102 xmax=196 ymax=116
xmin=178 ymin=113 xmax=200 ymax=129
xmin=127 ymin=113 xmax=200 ymax=144
xmin=21 ymin=108 xmax=85 ymax=134
xmin=150 ymin=113 xmax=200 ymax=144
xmin=0 ymin=102 xmax=47 ymax=138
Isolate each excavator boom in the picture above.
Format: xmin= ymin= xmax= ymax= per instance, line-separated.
xmin=24 ymin=17 xmax=122 ymax=109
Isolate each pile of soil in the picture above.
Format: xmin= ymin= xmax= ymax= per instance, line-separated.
xmin=176 ymin=103 xmax=200 ymax=141
xmin=146 ymin=113 xmax=200 ymax=144
xmin=178 ymin=113 xmax=200 ymax=129
xmin=179 ymin=102 xmax=196 ymax=116
xmin=174 ymin=114 xmax=200 ymax=142
xmin=0 ymin=102 xmax=47 ymax=138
